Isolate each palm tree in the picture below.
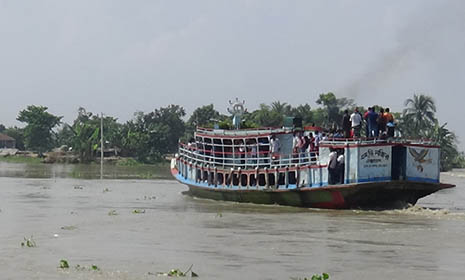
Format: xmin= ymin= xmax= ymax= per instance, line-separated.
xmin=270 ymin=101 xmax=292 ymax=116
xmin=403 ymin=94 xmax=437 ymax=137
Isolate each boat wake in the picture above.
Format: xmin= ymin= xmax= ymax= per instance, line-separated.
xmin=382 ymin=204 xmax=465 ymax=219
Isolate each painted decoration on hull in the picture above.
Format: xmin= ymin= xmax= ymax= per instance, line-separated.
xmin=358 ymin=146 xmax=392 ymax=182
xmin=406 ymin=146 xmax=439 ymax=183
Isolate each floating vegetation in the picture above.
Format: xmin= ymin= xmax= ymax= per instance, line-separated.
xmin=143 ymin=195 xmax=156 ymax=200
xmin=61 ymin=225 xmax=77 ymax=230
xmin=154 ymin=265 xmax=198 ymax=277
xmin=41 ymin=186 xmax=51 ymax=190
xmin=21 ymin=236 xmax=37 ymax=248
xmin=102 ymin=188 xmax=111 ymax=193
xmin=91 ymin=264 xmax=100 ymax=271
xmin=108 ymin=210 xmax=118 ymax=216
xmin=291 ymin=273 xmax=329 ymax=280
xmin=215 ymin=212 xmax=223 ymax=218
xmin=63 ymin=262 xmax=101 ymax=271
xmin=132 ymin=209 xmax=146 ymax=214
xmin=74 ymin=185 xmax=84 ymax=190
xmin=59 ymin=259 xmax=69 ymax=269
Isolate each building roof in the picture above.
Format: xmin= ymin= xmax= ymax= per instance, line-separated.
xmin=0 ymin=133 xmax=15 ymax=141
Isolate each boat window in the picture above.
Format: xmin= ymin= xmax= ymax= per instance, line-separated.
xmin=232 ymin=173 xmax=239 ymax=186
xmin=289 ymin=171 xmax=296 ymax=185
xmin=217 ymin=173 xmax=224 ymax=185
xmin=278 ymin=172 xmax=285 ymax=185
xmin=268 ymin=174 xmax=275 ymax=186
xmin=241 ymin=174 xmax=248 ymax=186
xmin=213 ymin=138 xmax=221 ymax=144
xmin=203 ymin=171 xmax=209 ymax=182
xmin=258 ymin=137 xmax=269 ymax=144
xmin=204 ymin=138 xmax=212 ymax=143
xmin=258 ymin=174 xmax=266 ymax=186
xmin=249 ymin=174 xmax=256 ymax=186
xmin=223 ymin=139 xmax=232 ymax=146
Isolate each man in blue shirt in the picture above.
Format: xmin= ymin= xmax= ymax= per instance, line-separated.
xmin=367 ymin=107 xmax=379 ymax=138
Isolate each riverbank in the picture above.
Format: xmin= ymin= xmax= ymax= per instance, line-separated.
xmin=0 ymin=158 xmax=172 ymax=180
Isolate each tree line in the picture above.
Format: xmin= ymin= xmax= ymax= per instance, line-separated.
xmin=0 ymin=93 xmax=463 ymax=171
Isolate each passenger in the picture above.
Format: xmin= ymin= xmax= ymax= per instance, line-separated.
xmin=377 ymin=108 xmax=387 ymax=135
xmin=270 ymin=135 xmax=280 ymax=155
xmin=367 ymin=107 xmax=379 ymax=138
xmin=350 ymin=107 xmax=363 ymax=138
xmin=328 ymin=148 xmax=338 ymax=185
xmin=364 ymin=107 xmax=371 ymax=137
xmin=384 ymin=108 xmax=394 ymax=123
xmin=342 ymin=110 xmax=351 ymax=138
xmin=337 ymin=150 xmax=345 ymax=184
xmin=387 ymin=121 xmax=396 ymax=138
xmin=334 ymin=130 xmax=344 ymax=138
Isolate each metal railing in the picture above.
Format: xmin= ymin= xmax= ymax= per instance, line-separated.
xmin=178 ymin=143 xmax=319 ymax=169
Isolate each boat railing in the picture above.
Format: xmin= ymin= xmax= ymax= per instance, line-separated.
xmin=319 ymin=137 xmax=435 ymax=146
xmin=178 ymin=143 xmax=319 ymax=169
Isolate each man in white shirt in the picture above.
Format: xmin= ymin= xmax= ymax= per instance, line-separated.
xmin=328 ymin=148 xmax=338 ymax=184
xmin=350 ymin=107 xmax=362 ymax=138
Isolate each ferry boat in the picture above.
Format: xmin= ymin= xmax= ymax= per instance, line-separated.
xmin=171 ymin=102 xmax=455 ymax=209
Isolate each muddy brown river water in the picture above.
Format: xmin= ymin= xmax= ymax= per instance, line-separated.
xmin=0 ymin=162 xmax=464 ymax=279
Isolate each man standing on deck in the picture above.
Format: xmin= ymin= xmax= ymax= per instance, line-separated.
xmin=342 ymin=110 xmax=351 ymax=138
xmin=367 ymin=107 xmax=379 ymax=138
xmin=328 ymin=148 xmax=338 ymax=184
xmin=350 ymin=107 xmax=362 ymax=138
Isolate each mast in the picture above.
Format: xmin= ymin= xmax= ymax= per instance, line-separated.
xmin=100 ymin=112 xmax=103 ymax=180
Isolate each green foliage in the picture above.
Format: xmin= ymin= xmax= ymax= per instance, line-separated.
xmin=121 ymin=105 xmax=185 ymax=163
xmin=291 ymin=273 xmax=329 ymax=280
xmin=59 ymin=259 xmax=69 ymax=269
xmin=17 ymin=105 xmax=62 ymax=153
xmin=316 ymin=92 xmax=354 ymax=127
xmin=21 ymin=236 xmax=37 ymax=248
xmin=188 ymin=104 xmax=221 ymax=128
xmin=402 ymin=94 xmax=436 ymax=138
xmin=0 ymin=124 xmax=5 ymax=133
xmin=156 ymin=265 xmax=198 ymax=277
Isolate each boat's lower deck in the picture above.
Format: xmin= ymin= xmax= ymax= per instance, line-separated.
xmin=183 ymin=180 xmax=454 ymax=209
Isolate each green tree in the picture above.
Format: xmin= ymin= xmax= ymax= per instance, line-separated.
xmin=188 ymin=104 xmax=221 ymax=128
xmin=70 ymin=108 xmax=101 ymax=162
xmin=427 ymin=123 xmax=462 ymax=171
xmin=17 ymin=105 xmax=62 ymax=154
xmin=121 ymin=105 xmax=186 ymax=162
xmin=316 ymin=92 xmax=354 ymax=128
xmin=402 ymin=94 xmax=437 ymax=137
xmin=0 ymin=124 xmax=5 ymax=133
xmin=250 ymin=104 xmax=282 ymax=127
xmin=291 ymin=103 xmax=313 ymax=125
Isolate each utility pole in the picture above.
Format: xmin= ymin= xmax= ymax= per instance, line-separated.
xmin=100 ymin=112 xmax=103 ymax=180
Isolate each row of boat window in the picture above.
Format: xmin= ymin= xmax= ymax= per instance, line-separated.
xmin=195 ymin=169 xmax=298 ymax=187
xmin=192 ymin=136 xmax=271 ymax=155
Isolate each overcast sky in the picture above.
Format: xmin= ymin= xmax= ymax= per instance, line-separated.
xmin=1 ymin=0 xmax=464 ymax=150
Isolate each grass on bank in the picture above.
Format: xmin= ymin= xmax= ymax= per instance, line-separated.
xmin=0 ymin=156 xmax=42 ymax=164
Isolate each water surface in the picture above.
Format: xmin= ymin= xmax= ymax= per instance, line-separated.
xmin=0 ymin=163 xmax=464 ymax=279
